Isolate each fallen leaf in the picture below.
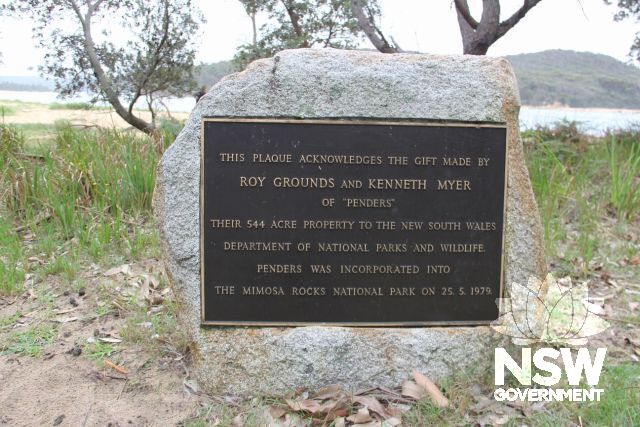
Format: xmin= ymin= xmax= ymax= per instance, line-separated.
xmin=352 ymin=422 xmax=381 ymax=427
xmin=629 ymin=255 xmax=640 ymax=266
xmin=352 ymin=395 xmax=391 ymax=419
xmin=268 ymin=406 xmax=287 ymax=419
xmin=231 ymin=414 xmax=243 ymax=427
xmin=282 ymin=413 xmax=307 ymax=427
xmin=401 ymin=380 xmax=426 ymax=400
xmin=470 ymin=395 xmax=495 ymax=414
xmin=104 ymin=359 xmax=127 ymax=375
xmin=476 ymin=412 xmax=511 ymax=426
xmin=103 ymin=264 xmax=128 ymax=276
xmin=413 ymin=369 xmax=449 ymax=408
xmin=312 ymin=384 xmax=343 ymax=400
xmin=333 ymin=417 xmax=346 ymax=427
xmin=98 ymin=337 xmax=122 ymax=343
xmin=385 ymin=417 xmax=402 ymax=426
xmin=54 ymin=316 xmax=79 ymax=323
xmin=184 ymin=378 xmax=200 ymax=395
xmin=285 ymin=398 xmax=321 ymax=413
xmin=347 ymin=407 xmax=373 ymax=424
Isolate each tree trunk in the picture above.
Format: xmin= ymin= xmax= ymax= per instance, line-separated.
xmin=351 ymin=0 xmax=401 ymax=53
xmin=73 ymin=1 xmax=153 ymax=134
xmin=251 ymin=11 xmax=257 ymax=48
xmin=455 ymin=0 xmax=544 ymax=55
xmin=282 ymin=0 xmax=309 ymax=47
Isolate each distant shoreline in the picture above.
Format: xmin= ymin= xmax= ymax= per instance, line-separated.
xmin=522 ymin=104 xmax=640 ymax=113
xmin=2 ymin=91 xmax=640 ymax=114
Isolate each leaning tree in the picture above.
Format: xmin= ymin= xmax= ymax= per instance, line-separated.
xmin=1 ymin=0 xmax=203 ymax=134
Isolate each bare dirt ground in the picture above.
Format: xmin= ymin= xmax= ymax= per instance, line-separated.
xmin=0 ymin=260 xmax=204 ymax=427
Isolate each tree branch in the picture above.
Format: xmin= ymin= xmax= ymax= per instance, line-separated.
xmin=128 ymin=0 xmax=171 ymax=116
xmin=281 ymin=0 xmax=309 ymax=47
xmin=78 ymin=2 xmax=152 ymax=132
xmin=453 ymin=0 xmax=478 ymax=30
xmin=67 ymin=0 xmax=86 ymax=25
xmin=497 ymin=0 xmax=543 ymax=38
xmin=351 ymin=0 xmax=401 ymax=53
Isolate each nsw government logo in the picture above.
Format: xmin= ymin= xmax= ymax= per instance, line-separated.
xmin=491 ymin=274 xmax=610 ymax=403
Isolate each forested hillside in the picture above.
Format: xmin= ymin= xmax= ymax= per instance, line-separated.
xmin=506 ymin=50 xmax=640 ymax=108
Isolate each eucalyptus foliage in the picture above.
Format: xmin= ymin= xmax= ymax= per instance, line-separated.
xmin=2 ymin=0 xmax=203 ymax=133
xmin=234 ymin=0 xmax=374 ymax=69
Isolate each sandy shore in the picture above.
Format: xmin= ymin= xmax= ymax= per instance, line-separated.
xmin=1 ymin=100 xmax=188 ymax=129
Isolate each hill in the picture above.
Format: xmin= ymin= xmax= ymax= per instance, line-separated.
xmin=4 ymin=51 xmax=639 ymax=109
xmin=505 ymin=50 xmax=640 ymax=109
xmin=0 ymin=75 xmax=53 ymax=91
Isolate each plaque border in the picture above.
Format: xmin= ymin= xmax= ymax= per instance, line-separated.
xmin=199 ymin=118 xmax=509 ymax=327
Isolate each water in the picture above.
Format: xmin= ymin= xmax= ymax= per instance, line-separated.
xmin=519 ymin=107 xmax=640 ymax=134
xmin=2 ymin=90 xmax=640 ymax=134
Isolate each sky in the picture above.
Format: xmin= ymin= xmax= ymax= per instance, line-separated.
xmin=0 ymin=0 xmax=638 ymax=76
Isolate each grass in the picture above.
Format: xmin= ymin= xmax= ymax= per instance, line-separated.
xmin=84 ymin=341 xmax=116 ymax=363
xmin=49 ymin=101 xmax=95 ymax=110
xmin=120 ymin=298 xmax=189 ymax=356
xmin=522 ymin=363 xmax=640 ymax=426
xmin=523 ymin=122 xmax=640 ymax=271
xmin=0 ymin=120 xmax=179 ymax=296
xmin=0 ymin=324 xmax=57 ymax=357
xmin=0 ymin=104 xmax=16 ymax=116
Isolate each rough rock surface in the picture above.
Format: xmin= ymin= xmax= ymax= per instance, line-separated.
xmin=153 ymin=48 xmax=546 ymax=396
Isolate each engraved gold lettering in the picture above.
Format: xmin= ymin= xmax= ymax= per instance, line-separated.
xmin=242 ymin=286 xmax=285 ymax=295
xmin=339 ymin=265 xmax=420 ymax=274
xmin=291 ymin=287 xmax=326 ymax=296
xmin=318 ymin=243 xmax=369 ymax=253
xmin=270 ymin=220 xmax=297 ymax=229
xmin=252 ymin=153 xmax=292 ymax=163
xmin=310 ymin=265 xmax=332 ymax=273
xmin=375 ymin=243 xmax=407 ymax=253
xmin=210 ymin=219 xmax=241 ymax=228
xmin=214 ymin=285 xmax=235 ymax=295
xmin=239 ymin=176 xmax=265 ymax=187
xmin=332 ymin=287 xmax=384 ymax=296
xmin=342 ymin=198 xmax=394 ymax=208
xmin=424 ymin=265 xmax=451 ymax=274
xmin=273 ymin=176 xmax=335 ymax=188
xmin=439 ymin=243 xmax=485 ymax=253
xmin=414 ymin=156 xmax=437 ymax=166
xmin=442 ymin=157 xmax=471 ymax=167
xmin=421 ymin=287 xmax=436 ymax=296
xmin=368 ymin=178 xmax=427 ymax=190
xmin=401 ymin=221 xmax=423 ymax=230
xmin=219 ymin=153 xmax=244 ymax=162
xmin=303 ymin=220 xmax=355 ymax=230
xmin=389 ymin=287 xmax=415 ymax=296
xmin=256 ymin=264 xmax=302 ymax=273
xmin=428 ymin=221 xmax=461 ymax=231
xmin=437 ymin=179 xmax=471 ymax=191
xmin=465 ymin=221 xmax=496 ymax=231
xmin=224 ymin=241 xmax=292 ymax=251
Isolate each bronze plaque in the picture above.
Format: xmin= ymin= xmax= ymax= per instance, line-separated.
xmin=200 ymin=118 xmax=507 ymax=326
